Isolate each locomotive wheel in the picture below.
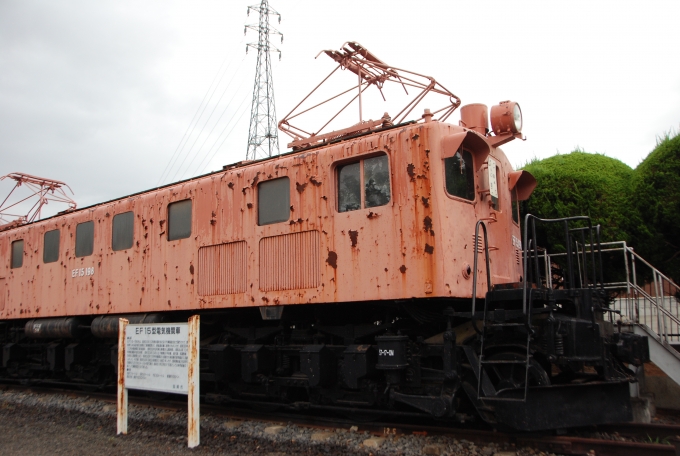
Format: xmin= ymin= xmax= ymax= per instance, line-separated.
xmin=487 ymin=352 xmax=550 ymax=393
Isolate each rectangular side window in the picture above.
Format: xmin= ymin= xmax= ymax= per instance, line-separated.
xmin=337 ymin=153 xmax=391 ymax=212
xmin=444 ymin=149 xmax=475 ymax=201
xmin=511 ymin=188 xmax=519 ymax=224
xmin=338 ymin=162 xmax=361 ymax=212
xmin=364 ymin=155 xmax=391 ymax=208
xmin=43 ymin=229 xmax=60 ymax=263
xmin=11 ymin=240 xmax=23 ymax=269
xmin=258 ymin=177 xmax=290 ymax=225
xmin=76 ymin=221 xmax=95 ymax=257
xmin=112 ymin=211 xmax=134 ymax=251
xmin=168 ymin=199 xmax=192 ymax=241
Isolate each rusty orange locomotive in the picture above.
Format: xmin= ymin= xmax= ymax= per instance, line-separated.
xmin=0 ymin=43 xmax=647 ymax=430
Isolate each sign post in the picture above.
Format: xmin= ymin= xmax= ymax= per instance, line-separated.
xmin=117 ymin=315 xmax=200 ymax=448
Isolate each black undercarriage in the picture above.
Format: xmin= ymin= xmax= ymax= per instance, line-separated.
xmin=0 ymin=291 xmax=647 ymax=431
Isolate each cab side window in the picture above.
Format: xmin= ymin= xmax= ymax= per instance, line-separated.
xmin=444 ymin=149 xmax=475 ymax=201
xmin=338 ymin=153 xmax=391 ymax=212
xmin=168 ymin=199 xmax=192 ymax=241
xmin=11 ymin=240 xmax=23 ymax=269
xmin=258 ymin=177 xmax=290 ymax=225
xmin=43 ymin=229 xmax=60 ymax=263
xmin=511 ymin=188 xmax=520 ymax=224
xmin=76 ymin=221 xmax=94 ymax=257
xmin=112 ymin=211 xmax=134 ymax=251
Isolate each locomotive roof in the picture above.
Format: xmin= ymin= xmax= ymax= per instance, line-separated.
xmin=1 ymin=120 xmax=417 ymax=233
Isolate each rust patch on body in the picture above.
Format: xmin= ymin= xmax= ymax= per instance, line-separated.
xmin=424 ymin=244 xmax=434 ymax=254
xmin=250 ymin=173 xmax=260 ymax=188
xmin=189 ymin=264 xmax=194 ymax=275
xmin=421 ymin=197 xmax=429 ymax=208
xmin=296 ymin=182 xmax=308 ymax=193
xmin=309 ymin=176 xmax=322 ymax=186
xmin=326 ymin=251 xmax=338 ymax=269
xmin=367 ymin=212 xmax=378 ymax=219
xmin=400 ymin=265 xmax=407 ymax=274
xmin=348 ymin=230 xmax=359 ymax=247
xmin=423 ymin=216 xmax=433 ymax=233
xmin=227 ymin=182 xmax=234 ymax=189
xmin=407 ymin=163 xmax=416 ymax=180
xmin=247 ymin=203 xmax=253 ymax=209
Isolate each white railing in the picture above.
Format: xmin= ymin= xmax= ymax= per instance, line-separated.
xmin=546 ymin=241 xmax=680 ymax=344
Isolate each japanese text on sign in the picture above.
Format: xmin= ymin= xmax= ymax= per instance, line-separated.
xmin=124 ymin=323 xmax=189 ymax=394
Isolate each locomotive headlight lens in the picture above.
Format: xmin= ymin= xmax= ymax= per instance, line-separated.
xmin=490 ymin=101 xmax=522 ymax=135
xmin=513 ymin=103 xmax=522 ymax=133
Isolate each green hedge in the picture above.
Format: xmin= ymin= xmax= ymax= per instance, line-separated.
xmin=521 ymin=151 xmax=636 ymax=248
xmin=520 ymin=132 xmax=680 ymax=284
xmin=630 ymin=133 xmax=680 ymax=284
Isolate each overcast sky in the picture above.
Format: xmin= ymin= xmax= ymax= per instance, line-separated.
xmin=1 ymin=0 xmax=679 ymax=220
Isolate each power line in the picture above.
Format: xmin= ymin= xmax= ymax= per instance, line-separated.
xmin=195 ymin=95 xmax=252 ymax=176
xmin=157 ymin=54 xmax=231 ymax=186
xmin=184 ymin=80 xmax=251 ymax=179
xmin=168 ymin=57 xmax=247 ymax=183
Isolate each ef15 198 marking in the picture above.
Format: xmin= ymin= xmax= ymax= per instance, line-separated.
xmin=71 ymin=267 xmax=95 ymax=278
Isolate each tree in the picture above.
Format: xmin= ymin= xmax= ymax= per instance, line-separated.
xmin=630 ymin=132 xmax=680 ymax=284
xmin=520 ymin=151 xmax=639 ymax=285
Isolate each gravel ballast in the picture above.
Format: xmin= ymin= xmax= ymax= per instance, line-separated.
xmin=0 ymin=388 xmax=560 ymax=455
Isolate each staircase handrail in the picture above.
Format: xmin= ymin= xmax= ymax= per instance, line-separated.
xmin=628 ymin=282 xmax=680 ymax=328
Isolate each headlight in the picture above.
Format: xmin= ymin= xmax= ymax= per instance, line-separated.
xmin=490 ymin=101 xmax=522 ymax=135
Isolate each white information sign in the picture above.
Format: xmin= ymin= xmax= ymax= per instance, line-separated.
xmin=118 ymin=316 xmax=200 ymax=448
xmin=488 ymin=156 xmax=498 ymax=200
xmin=125 ymin=323 xmax=189 ymax=394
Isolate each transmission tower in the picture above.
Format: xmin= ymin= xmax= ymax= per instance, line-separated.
xmin=245 ymin=0 xmax=283 ymax=160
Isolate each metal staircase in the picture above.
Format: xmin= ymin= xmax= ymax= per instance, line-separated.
xmin=556 ymin=241 xmax=680 ymax=387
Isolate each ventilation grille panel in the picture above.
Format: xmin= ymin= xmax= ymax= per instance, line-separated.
xmin=260 ymin=231 xmax=320 ymax=292
xmin=198 ymin=241 xmax=247 ymax=296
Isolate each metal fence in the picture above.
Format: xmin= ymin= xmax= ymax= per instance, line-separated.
xmin=542 ymin=241 xmax=680 ymax=344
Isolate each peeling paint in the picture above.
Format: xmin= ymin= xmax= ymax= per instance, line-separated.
xmin=348 ymin=230 xmax=358 ymax=247
xmin=423 ymin=216 xmax=433 ymax=233
xmin=406 ymin=163 xmax=416 ymax=180
xmin=326 ymin=251 xmax=338 ymax=269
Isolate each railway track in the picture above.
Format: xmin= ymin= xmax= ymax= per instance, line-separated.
xmin=1 ymin=381 xmax=678 ymax=455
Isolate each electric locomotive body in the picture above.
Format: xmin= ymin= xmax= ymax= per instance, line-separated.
xmin=0 ymin=42 xmax=649 ymax=431
xmin=0 ymin=119 xmax=524 ymax=319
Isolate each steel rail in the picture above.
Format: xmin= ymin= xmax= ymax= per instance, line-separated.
xmin=2 ymin=382 xmax=678 ymax=455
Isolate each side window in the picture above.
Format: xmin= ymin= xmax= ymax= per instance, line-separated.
xmin=112 ymin=211 xmax=134 ymax=251
xmin=444 ymin=149 xmax=475 ymax=201
xmin=338 ymin=153 xmax=391 ymax=212
xmin=11 ymin=240 xmax=23 ymax=269
xmin=76 ymin=221 xmax=95 ymax=257
xmin=168 ymin=199 xmax=192 ymax=241
xmin=511 ymin=188 xmax=519 ymax=224
xmin=43 ymin=229 xmax=60 ymax=263
xmin=258 ymin=177 xmax=290 ymax=225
